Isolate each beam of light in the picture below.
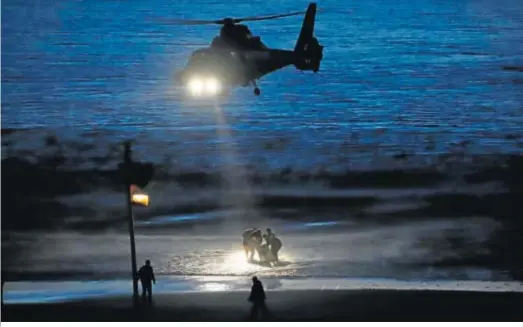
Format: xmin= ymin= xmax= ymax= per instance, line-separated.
xmin=212 ymin=102 xmax=260 ymax=222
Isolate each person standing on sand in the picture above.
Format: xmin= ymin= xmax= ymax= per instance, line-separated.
xmin=137 ymin=259 xmax=156 ymax=305
xmin=248 ymin=276 xmax=269 ymax=320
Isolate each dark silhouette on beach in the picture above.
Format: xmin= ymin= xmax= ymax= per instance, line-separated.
xmin=137 ymin=260 xmax=156 ymax=305
xmin=248 ymin=276 xmax=269 ymax=320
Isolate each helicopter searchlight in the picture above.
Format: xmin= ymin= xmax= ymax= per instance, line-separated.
xmin=187 ymin=76 xmax=222 ymax=97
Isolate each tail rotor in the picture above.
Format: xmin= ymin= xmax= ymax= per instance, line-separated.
xmin=294 ymin=3 xmax=323 ymax=72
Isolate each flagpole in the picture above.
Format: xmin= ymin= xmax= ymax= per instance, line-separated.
xmin=124 ymin=142 xmax=140 ymax=305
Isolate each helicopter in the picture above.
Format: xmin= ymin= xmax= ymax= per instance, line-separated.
xmin=171 ymin=3 xmax=323 ymax=97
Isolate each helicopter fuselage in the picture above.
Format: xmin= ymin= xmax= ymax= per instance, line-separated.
xmin=176 ymin=3 xmax=323 ymax=97
xmin=177 ymin=46 xmax=297 ymax=91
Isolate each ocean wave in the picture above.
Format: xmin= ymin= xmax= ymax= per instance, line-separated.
xmin=1 ymin=150 xmax=522 ymax=230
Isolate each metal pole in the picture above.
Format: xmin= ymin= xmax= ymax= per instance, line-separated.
xmin=124 ymin=142 xmax=139 ymax=305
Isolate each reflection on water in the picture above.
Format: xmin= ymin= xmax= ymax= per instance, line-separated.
xmin=198 ymin=282 xmax=230 ymax=292
xmin=4 ymin=276 xmax=523 ymax=304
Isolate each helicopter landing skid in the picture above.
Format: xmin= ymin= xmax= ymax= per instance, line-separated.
xmin=251 ymin=80 xmax=261 ymax=96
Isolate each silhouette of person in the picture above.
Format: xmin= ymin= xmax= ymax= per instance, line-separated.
xmin=243 ymin=228 xmax=263 ymax=261
xmin=243 ymin=228 xmax=257 ymax=260
xmin=264 ymin=228 xmax=282 ymax=263
xmin=248 ymin=276 xmax=269 ymax=320
xmin=137 ymin=259 xmax=156 ymax=304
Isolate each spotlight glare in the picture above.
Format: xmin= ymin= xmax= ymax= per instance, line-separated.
xmin=188 ymin=78 xmax=204 ymax=95
xmin=186 ymin=76 xmax=223 ymax=97
xmin=205 ymin=78 xmax=221 ymax=94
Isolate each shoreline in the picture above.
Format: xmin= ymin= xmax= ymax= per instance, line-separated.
xmin=3 ymin=276 xmax=523 ymax=305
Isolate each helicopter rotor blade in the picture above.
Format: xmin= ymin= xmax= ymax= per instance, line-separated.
xmin=155 ymin=18 xmax=223 ymax=25
xmin=233 ymin=11 xmax=306 ymax=23
xmin=155 ymin=9 xmax=308 ymax=26
xmin=170 ymin=42 xmax=210 ymax=47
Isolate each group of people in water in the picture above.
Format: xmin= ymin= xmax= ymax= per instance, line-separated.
xmin=123 ymin=227 xmax=281 ymax=310
xmin=242 ymin=227 xmax=283 ymax=265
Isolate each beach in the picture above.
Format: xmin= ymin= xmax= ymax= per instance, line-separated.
xmin=3 ymin=289 xmax=523 ymax=321
xmin=3 ymin=277 xmax=523 ymax=321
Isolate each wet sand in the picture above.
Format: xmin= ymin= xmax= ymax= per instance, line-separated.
xmin=3 ymin=289 xmax=523 ymax=321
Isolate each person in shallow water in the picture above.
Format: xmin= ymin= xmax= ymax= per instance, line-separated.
xmin=258 ymin=242 xmax=277 ymax=264
xmin=248 ymin=276 xmax=269 ymax=320
xmin=263 ymin=228 xmax=283 ymax=263
xmin=242 ymin=228 xmax=263 ymax=261
xmin=136 ymin=259 xmax=156 ymax=304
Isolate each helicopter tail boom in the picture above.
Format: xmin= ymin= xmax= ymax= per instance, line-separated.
xmin=293 ymin=3 xmax=323 ymax=72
